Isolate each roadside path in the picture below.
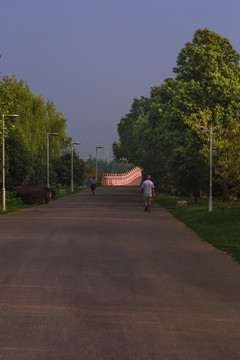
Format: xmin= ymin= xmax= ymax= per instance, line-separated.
xmin=0 ymin=186 xmax=239 ymax=359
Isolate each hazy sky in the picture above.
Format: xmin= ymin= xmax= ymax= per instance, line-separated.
xmin=1 ymin=0 xmax=240 ymax=160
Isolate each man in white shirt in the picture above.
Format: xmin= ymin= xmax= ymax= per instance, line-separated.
xmin=141 ymin=175 xmax=155 ymax=212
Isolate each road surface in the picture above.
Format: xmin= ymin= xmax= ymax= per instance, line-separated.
xmin=0 ymin=186 xmax=239 ymax=359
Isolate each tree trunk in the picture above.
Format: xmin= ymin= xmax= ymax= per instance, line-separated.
xmin=221 ymin=183 xmax=230 ymax=202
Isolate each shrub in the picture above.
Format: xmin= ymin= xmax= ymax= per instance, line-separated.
xmin=5 ymin=191 xmax=24 ymax=206
xmin=15 ymin=185 xmax=55 ymax=204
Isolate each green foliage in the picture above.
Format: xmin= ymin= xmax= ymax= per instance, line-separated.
xmin=84 ymin=163 xmax=95 ymax=183
xmin=3 ymin=131 xmax=32 ymax=190
xmin=173 ymin=28 xmax=240 ymax=85
xmin=114 ymin=28 xmax=240 ymax=201
xmin=6 ymin=191 xmax=24 ymax=206
xmin=85 ymin=158 xmax=133 ymax=175
xmin=28 ymin=156 xmax=46 ymax=186
xmin=53 ymin=152 xmax=85 ymax=186
xmin=0 ymin=73 xmax=70 ymax=189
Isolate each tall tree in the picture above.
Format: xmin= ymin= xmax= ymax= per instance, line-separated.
xmin=53 ymin=152 xmax=85 ymax=187
xmin=174 ymin=28 xmax=240 ymax=200
xmin=0 ymin=74 xmax=70 ymax=188
xmin=116 ymin=97 xmax=151 ymax=164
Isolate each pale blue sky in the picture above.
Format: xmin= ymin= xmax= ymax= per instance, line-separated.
xmin=1 ymin=0 xmax=240 ymax=160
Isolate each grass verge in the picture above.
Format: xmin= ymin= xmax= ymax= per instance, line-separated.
xmin=155 ymin=194 xmax=240 ymax=264
xmin=0 ymin=203 xmax=31 ymax=215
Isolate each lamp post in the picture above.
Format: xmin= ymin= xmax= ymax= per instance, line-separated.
xmin=201 ymin=124 xmax=213 ymax=212
xmin=71 ymin=141 xmax=80 ymax=192
xmin=96 ymin=146 xmax=103 ymax=183
xmin=2 ymin=114 xmax=19 ymax=211
xmin=46 ymin=132 xmax=59 ymax=199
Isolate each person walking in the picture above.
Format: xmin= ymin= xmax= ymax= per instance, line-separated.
xmin=89 ymin=175 xmax=97 ymax=195
xmin=141 ymin=175 xmax=155 ymax=212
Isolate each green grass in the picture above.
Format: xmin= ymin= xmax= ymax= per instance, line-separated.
xmin=155 ymin=195 xmax=240 ymax=263
xmin=0 ymin=203 xmax=31 ymax=215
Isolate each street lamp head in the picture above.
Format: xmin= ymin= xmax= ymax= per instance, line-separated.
xmin=73 ymin=142 xmax=81 ymax=145
xmin=48 ymin=132 xmax=59 ymax=136
xmin=4 ymin=114 xmax=19 ymax=118
xmin=96 ymin=146 xmax=104 ymax=149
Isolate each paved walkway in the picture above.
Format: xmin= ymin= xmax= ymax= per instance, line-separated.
xmin=0 ymin=186 xmax=239 ymax=360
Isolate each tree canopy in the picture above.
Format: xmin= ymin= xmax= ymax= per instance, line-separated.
xmin=0 ymin=73 xmax=82 ymax=191
xmin=114 ymin=28 xmax=240 ymax=201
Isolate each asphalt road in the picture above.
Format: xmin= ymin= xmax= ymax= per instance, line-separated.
xmin=0 ymin=186 xmax=239 ymax=360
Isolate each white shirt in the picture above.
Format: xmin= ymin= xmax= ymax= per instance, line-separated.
xmin=141 ymin=180 xmax=154 ymax=197
xmin=90 ymin=178 xmax=97 ymax=185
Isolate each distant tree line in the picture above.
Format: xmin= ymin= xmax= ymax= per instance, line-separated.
xmin=85 ymin=158 xmax=133 ymax=176
xmin=113 ymin=28 xmax=240 ymax=202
